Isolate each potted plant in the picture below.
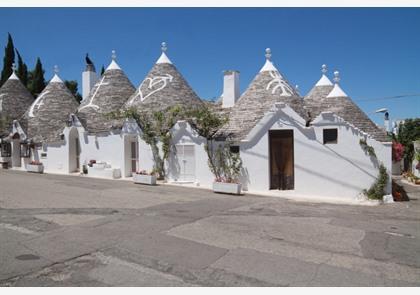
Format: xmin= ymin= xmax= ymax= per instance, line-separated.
xmin=212 ymin=144 xmax=243 ymax=195
xmin=133 ymin=170 xmax=157 ymax=185
xmin=213 ymin=177 xmax=242 ymax=195
xmin=26 ymin=160 xmax=44 ymax=173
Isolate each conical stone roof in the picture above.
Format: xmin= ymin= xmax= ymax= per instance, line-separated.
xmin=125 ymin=43 xmax=203 ymax=113
xmin=305 ymin=70 xmax=388 ymax=142
xmin=77 ymin=52 xmax=135 ymax=133
xmin=219 ymin=49 xmax=306 ymax=140
xmin=23 ymin=71 xmax=79 ymax=143
xmin=304 ymin=65 xmax=334 ymax=119
xmin=0 ymin=71 xmax=33 ymax=137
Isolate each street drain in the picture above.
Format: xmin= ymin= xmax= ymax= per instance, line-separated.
xmin=15 ymin=254 xmax=40 ymax=261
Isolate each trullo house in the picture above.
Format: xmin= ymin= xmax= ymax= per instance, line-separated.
xmin=0 ymin=65 xmax=34 ymax=169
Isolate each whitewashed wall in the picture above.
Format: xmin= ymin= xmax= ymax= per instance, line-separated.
xmin=238 ymin=107 xmax=392 ymax=199
xmin=167 ymin=121 xmax=215 ymax=186
xmin=31 ymin=143 xmax=68 ymax=174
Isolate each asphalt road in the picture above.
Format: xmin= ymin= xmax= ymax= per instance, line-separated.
xmin=0 ymin=170 xmax=419 ymax=286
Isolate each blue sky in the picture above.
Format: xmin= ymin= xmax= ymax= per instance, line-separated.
xmin=0 ymin=8 xmax=419 ymax=125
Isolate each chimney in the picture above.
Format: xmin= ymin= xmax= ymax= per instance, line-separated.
xmin=222 ymin=70 xmax=240 ymax=108
xmin=384 ymin=112 xmax=390 ymax=132
xmin=82 ymin=64 xmax=98 ymax=101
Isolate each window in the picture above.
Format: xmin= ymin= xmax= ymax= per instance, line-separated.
xmin=0 ymin=142 xmax=11 ymax=157
xmin=323 ymin=129 xmax=338 ymax=144
xmin=41 ymin=153 xmax=47 ymax=159
xmin=20 ymin=143 xmax=31 ymax=158
xmin=230 ymin=146 xmax=240 ymax=154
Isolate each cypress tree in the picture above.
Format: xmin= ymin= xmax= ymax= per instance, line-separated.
xmin=64 ymin=80 xmax=82 ymax=104
xmin=16 ymin=49 xmax=28 ymax=86
xmin=28 ymin=57 xmax=46 ymax=97
xmin=0 ymin=33 xmax=15 ymax=86
xmin=100 ymin=65 xmax=105 ymax=76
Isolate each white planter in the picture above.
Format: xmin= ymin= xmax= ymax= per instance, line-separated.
xmin=213 ymin=182 xmax=242 ymax=195
xmin=133 ymin=174 xmax=157 ymax=185
xmin=392 ymin=161 xmax=401 ymax=175
xmin=26 ymin=164 xmax=44 ymax=173
xmin=92 ymin=162 xmax=107 ymax=170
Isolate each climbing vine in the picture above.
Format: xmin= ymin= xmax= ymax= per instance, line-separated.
xmin=185 ymin=105 xmax=243 ymax=182
xmin=107 ymin=105 xmax=184 ymax=179
xmin=364 ymin=163 xmax=388 ymax=200
xmin=359 ymin=138 xmax=389 ymax=200
xmin=359 ymin=138 xmax=376 ymax=158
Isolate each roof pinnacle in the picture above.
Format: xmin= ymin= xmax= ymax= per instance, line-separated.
xmin=111 ymin=50 xmax=117 ymax=61
xmin=333 ymin=70 xmax=341 ymax=84
xmin=321 ymin=64 xmax=327 ymax=74
xmin=54 ymin=65 xmax=59 ymax=75
xmin=161 ymin=42 xmax=167 ymax=52
xmin=11 ymin=63 xmax=17 ymax=72
xmin=265 ymin=48 xmax=272 ymax=60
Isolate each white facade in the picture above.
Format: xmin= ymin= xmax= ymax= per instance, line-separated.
xmin=167 ymin=121 xmax=215 ymax=186
xmin=164 ymin=105 xmax=392 ymax=200
xmin=237 ymin=105 xmax=391 ymax=199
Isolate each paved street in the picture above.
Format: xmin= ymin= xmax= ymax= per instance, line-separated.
xmin=0 ymin=170 xmax=419 ymax=286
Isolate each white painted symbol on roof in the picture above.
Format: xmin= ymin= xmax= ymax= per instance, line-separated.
xmin=28 ymin=91 xmax=50 ymax=118
xmin=266 ymin=71 xmax=294 ymax=97
xmin=79 ymin=76 xmax=109 ymax=111
xmin=127 ymin=74 xmax=173 ymax=105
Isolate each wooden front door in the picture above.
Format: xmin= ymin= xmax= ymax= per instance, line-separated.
xmin=131 ymin=141 xmax=139 ymax=173
xmin=75 ymin=138 xmax=80 ymax=171
xmin=269 ymin=130 xmax=294 ymax=190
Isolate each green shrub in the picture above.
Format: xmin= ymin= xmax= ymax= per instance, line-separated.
xmin=364 ymin=164 xmax=388 ymax=200
xmin=359 ymin=138 xmax=376 ymax=158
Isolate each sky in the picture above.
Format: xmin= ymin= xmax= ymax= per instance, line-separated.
xmin=0 ymin=8 xmax=419 ymax=125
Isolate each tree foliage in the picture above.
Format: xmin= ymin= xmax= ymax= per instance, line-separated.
xmin=0 ymin=33 xmax=15 ymax=87
xmin=16 ymin=49 xmax=28 ymax=87
xmin=212 ymin=143 xmax=243 ymax=183
xmin=28 ymin=58 xmax=46 ymax=97
xmin=108 ymin=105 xmax=185 ymax=178
xmin=185 ymin=105 xmax=243 ymax=182
xmin=397 ymin=118 xmax=420 ymax=168
xmin=65 ymin=80 xmax=82 ymax=103
xmin=364 ymin=163 xmax=388 ymax=200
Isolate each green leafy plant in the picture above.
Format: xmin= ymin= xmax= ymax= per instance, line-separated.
xmin=213 ymin=143 xmax=243 ymax=183
xmin=359 ymin=138 xmax=376 ymax=158
xmin=397 ymin=119 xmax=420 ymax=171
xmin=185 ymin=105 xmax=229 ymax=181
xmin=107 ymin=105 xmax=185 ymax=179
xmin=364 ymin=163 xmax=388 ymax=200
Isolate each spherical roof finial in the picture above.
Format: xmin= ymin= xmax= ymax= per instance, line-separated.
xmin=11 ymin=63 xmax=16 ymax=72
xmin=333 ymin=70 xmax=340 ymax=83
xmin=111 ymin=50 xmax=117 ymax=61
xmin=54 ymin=65 xmax=59 ymax=75
xmin=265 ymin=48 xmax=272 ymax=60
xmin=161 ymin=42 xmax=167 ymax=52
xmin=321 ymin=64 xmax=327 ymax=74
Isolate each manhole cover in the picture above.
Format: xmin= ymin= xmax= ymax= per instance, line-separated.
xmin=15 ymin=254 xmax=40 ymax=261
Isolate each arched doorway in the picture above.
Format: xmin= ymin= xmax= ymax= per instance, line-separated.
xmin=11 ymin=133 xmax=21 ymax=168
xmin=68 ymin=128 xmax=81 ymax=173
